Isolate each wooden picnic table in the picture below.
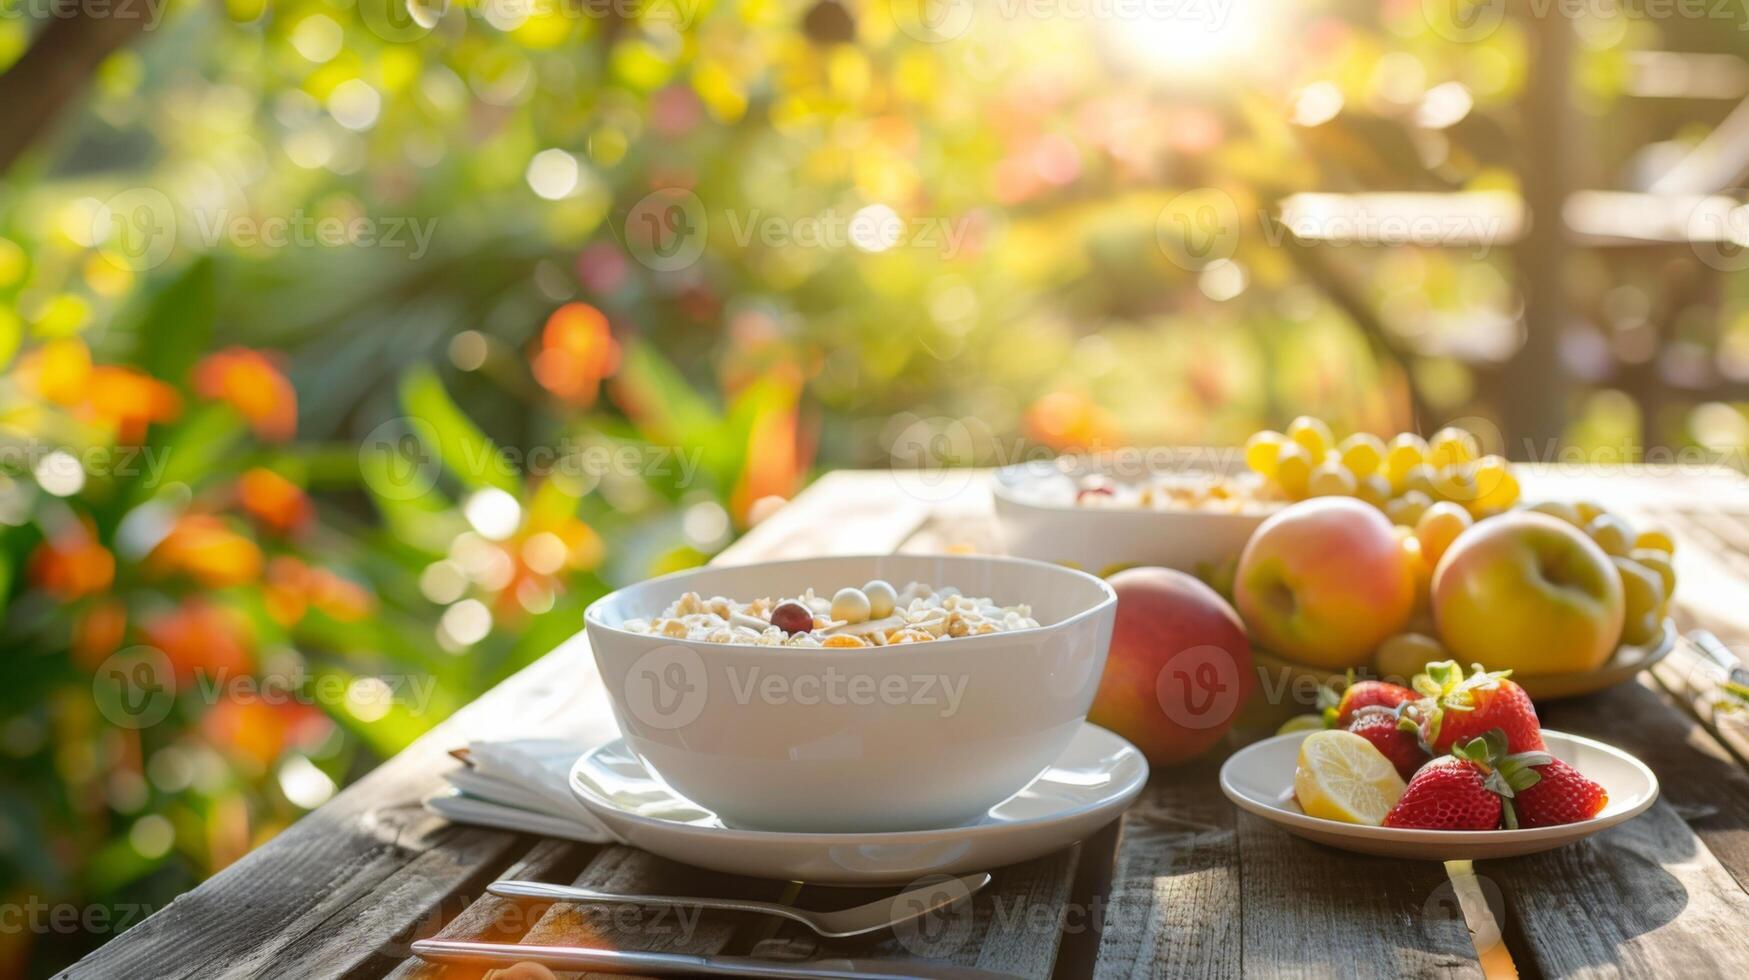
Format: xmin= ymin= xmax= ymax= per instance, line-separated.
xmin=62 ymin=466 xmax=1749 ymax=979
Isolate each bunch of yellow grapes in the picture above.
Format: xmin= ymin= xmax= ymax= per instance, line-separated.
xmin=1243 ymin=417 xmax=1521 ymax=525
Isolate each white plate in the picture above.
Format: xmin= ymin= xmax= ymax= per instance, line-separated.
xmin=1220 ymin=729 xmax=1658 ymax=859
xmin=570 ymin=723 xmax=1148 ymax=884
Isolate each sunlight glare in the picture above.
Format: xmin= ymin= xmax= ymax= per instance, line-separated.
xmin=1109 ymin=0 xmax=1270 ymax=77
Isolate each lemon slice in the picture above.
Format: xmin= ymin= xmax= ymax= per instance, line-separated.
xmin=1293 ymin=730 xmax=1407 ymax=826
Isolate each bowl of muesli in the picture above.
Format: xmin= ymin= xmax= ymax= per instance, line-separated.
xmin=584 ymin=554 xmax=1117 ymax=833
xmin=993 ymin=454 xmax=1286 ymax=574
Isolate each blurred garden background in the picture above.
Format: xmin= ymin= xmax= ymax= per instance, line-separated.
xmin=5 ymin=0 xmax=1749 ymax=972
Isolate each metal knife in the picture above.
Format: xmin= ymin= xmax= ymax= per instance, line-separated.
xmin=1690 ymin=629 xmax=1749 ymax=699
xmin=410 ymin=938 xmax=1027 ymax=979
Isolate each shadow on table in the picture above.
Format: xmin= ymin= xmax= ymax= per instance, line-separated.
xmin=1484 ymin=800 xmax=1699 ymax=976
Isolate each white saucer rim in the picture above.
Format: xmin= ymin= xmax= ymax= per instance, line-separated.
xmin=571 ymin=721 xmax=1149 ymax=844
xmin=1219 ymin=727 xmax=1659 ymax=843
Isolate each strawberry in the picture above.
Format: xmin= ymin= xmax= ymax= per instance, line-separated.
xmin=1513 ymin=757 xmax=1608 ymax=828
xmin=1328 ymin=679 xmax=1418 ymax=728
xmin=1383 ymin=729 xmax=1550 ymax=830
xmin=1344 ymin=706 xmax=1429 ymax=781
xmin=1405 ymin=661 xmax=1545 ymax=755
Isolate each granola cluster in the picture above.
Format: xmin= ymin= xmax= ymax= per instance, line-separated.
xmin=621 ymin=581 xmax=1039 ymax=647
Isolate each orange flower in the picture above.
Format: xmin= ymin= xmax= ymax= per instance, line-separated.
xmin=16 ymin=338 xmax=92 ymax=405
xmin=27 ymin=518 xmax=115 ymax=600
xmin=532 ymin=303 xmax=620 ymax=407
xmin=142 ymin=599 xmax=254 ymax=682
xmin=194 ymin=348 xmax=297 ymax=441
xmin=85 ymin=366 xmax=182 ymax=444
xmin=264 ymin=555 xmax=374 ymax=626
xmin=200 ymin=696 xmax=327 ymax=772
xmin=1024 ymin=391 xmax=1122 ymax=452
xmin=729 ymin=370 xmax=807 ymax=525
xmin=264 ymin=556 xmax=311 ymax=626
xmin=307 ymin=567 xmax=373 ymax=622
xmin=237 ymin=468 xmax=313 ymax=535
xmin=72 ymin=599 xmax=128 ymax=672
xmin=148 ymin=514 xmax=264 ymax=588
xmin=16 ymin=340 xmax=180 ymax=442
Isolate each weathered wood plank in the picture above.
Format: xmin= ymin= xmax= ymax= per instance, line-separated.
xmin=1486 ymin=677 xmax=1749 ymax=977
xmin=1492 ymin=799 xmax=1749 ymax=979
xmin=238 ymin=825 xmax=533 ymax=979
xmin=717 ymin=470 xmax=939 ymax=564
xmin=1235 ymin=811 xmax=1481 ymax=977
xmin=1091 ymin=762 xmax=1241 ymax=980
xmin=384 ymin=838 xmax=588 ymax=980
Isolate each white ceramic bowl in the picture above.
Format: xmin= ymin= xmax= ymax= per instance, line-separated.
xmin=991 ymin=458 xmax=1279 ymax=573
xmin=1220 ymin=729 xmax=1659 ymax=859
xmin=584 ymin=554 xmax=1117 ymax=834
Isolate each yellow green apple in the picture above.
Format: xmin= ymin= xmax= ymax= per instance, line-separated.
xmin=1234 ymin=497 xmax=1416 ymax=669
xmin=1431 ymin=512 xmax=1625 ymax=675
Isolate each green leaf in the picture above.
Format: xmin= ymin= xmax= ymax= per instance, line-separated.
xmin=399 ymin=365 xmax=519 ymax=495
xmin=129 ymin=404 xmax=247 ymax=503
xmin=613 ymin=342 xmax=720 ymax=449
xmin=127 ymin=256 xmax=216 ymax=383
xmin=1480 ymin=728 xmax=1508 ymax=762
xmin=716 ymin=370 xmax=795 ymax=489
xmin=0 ymin=551 xmax=12 ymax=627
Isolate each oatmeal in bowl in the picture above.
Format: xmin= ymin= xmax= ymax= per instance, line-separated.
xmin=584 ymin=554 xmax=1117 ymax=833
xmin=621 ymin=580 xmax=1040 ymax=648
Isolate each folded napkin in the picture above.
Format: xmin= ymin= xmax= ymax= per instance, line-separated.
xmin=424 ymin=637 xmax=626 ymax=843
xmin=427 ymin=737 xmax=621 ymax=843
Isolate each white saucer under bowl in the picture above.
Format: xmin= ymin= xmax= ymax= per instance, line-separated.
xmin=570 ymin=723 xmax=1148 ymax=884
xmin=1220 ymin=728 xmax=1658 ymax=860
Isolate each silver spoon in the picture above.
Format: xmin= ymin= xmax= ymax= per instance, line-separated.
xmin=486 ymin=871 xmax=990 ymax=938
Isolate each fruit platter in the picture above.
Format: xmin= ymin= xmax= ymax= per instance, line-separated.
xmin=1220 ymin=661 xmax=1659 ymax=859
xmin=1003 ymin=418 xmax=1681 ymax=705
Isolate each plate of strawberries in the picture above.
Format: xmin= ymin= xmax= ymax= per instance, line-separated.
xmin=1219 ymin=661 xmax=1659 ymax=859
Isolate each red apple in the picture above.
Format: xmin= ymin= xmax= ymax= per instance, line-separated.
xmin=1234 ymin=497 xmax=1415 ymax=669
xmin=1089 ymin=567 xmax=1254 ymax=767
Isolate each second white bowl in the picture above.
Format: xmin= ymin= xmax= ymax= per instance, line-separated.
xmin=992 ymin=459 xmax=1277 ymax=573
